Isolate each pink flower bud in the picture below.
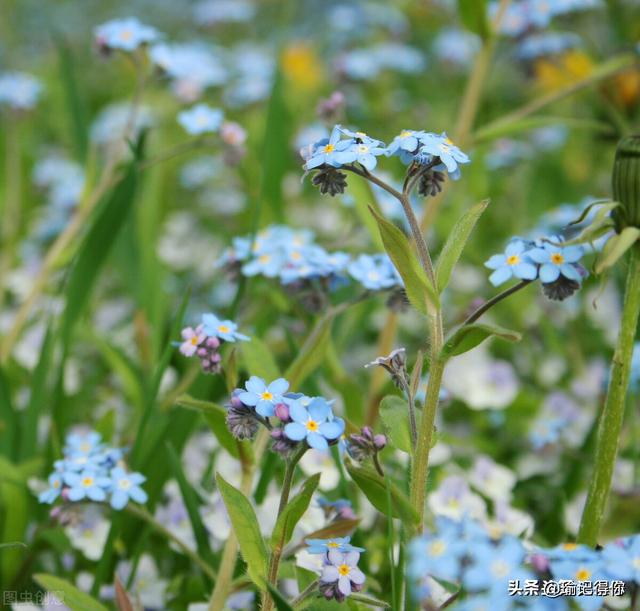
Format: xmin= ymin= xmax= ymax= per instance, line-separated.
xmin=274 ymin=403 xmax=290 ymax=422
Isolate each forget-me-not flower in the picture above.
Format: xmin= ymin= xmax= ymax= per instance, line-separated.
xmin=178 ymin=104 xmax=224 ymax=135
xmin=348 ymin=253 xmax=402 ymax=291
xmin=527 ymin=241 xmax=584 ymax=283
xmin=306 ymin=536 xmax=364 ymax=554
xmin=484 ymin=240 xmax=538 ymax=286
xmin=201 ymin=313 xmax=249 ymax=342
xmin=238 ymin=376 xmax=289 ymax=417
xmin=94 ymin=17 xmax=160 ymax=52
xmin=64 ymin=469 xmax=111 ymax=502
xmin=109 ymin=467 xmax=148 ymax=510
xmin=320 ymin=550 xmax=366 ymax=598
xmin=304 ymin=126 xmax=356 ymax=170
xmin=419 ymin=132 xmax=470 ymax=178
xmin=39 ymin=473 xmax=64 ymax=504
xmin=283 ymin=397 xmax=344 ymax=451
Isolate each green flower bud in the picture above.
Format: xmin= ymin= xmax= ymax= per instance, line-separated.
xmin=612 ymin=135 xmax=640 ymax=232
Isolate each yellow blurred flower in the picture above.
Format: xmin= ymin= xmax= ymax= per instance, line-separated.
xmin=281 ymin=42 xmax=323 ymax=91
xmin=533 ymin=50 xmax=594 ymax=92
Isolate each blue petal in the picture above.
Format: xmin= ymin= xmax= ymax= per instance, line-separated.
xmin=308 ymin=398 xmax=330 ymax=422
xmin=268 ymin=378 xmax=289 ymax=395
xmin=289 ymin=402 xmax=309 ymax=424
xmin=563 ymin=245 xmax=584 ymax=263
xmin=489 ymin=266 xmax=512 ymax=286
xmin=255 ymin=401 xmax=275 ymax=417
xmin=111 ymin=490 xmax=129 ymax=510
xmin=284 ymin=422 xmax=307 ymax=441
xmin=307 ymin=432 xmax=329 ymax=451
xmin=319 ymin=421 xmax=343 ymax=440
xmin=527 ymin=248 xmax=550 ymax=264
xmin=485 ymin=254 xmax=506 ymax=269
xmin=560 ymin=263 xmax=581 ymax=281
xmin=513 ymin=262 xmax=537 ymax=280
xmin=238 ymin=391 xmax=258 ymax=406
xmin=245 ymin=376 xmax=265 ymax=394
xmin=129 ymin=487 xmax=148 ymax=504
xmin=539 ymin=264 xmax=560 ymax=283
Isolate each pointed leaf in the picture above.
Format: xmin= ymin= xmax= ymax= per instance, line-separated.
xmin=241 ymin=336 xmax=280 ymax=380
xmin=457 ymin=0 xmax=489 ymax=39
xmin=369 ymin=206 xmax=439 ymax=316
xmin=345 ymin=459 xmax=418 ymax=525
xmin=33 ymin=574 xmax=108 ymax=611
xmin=435 ymin=200 xmax=489 ymax=292
xmin=441 ymin=323 xmax=522 ymax=359
xmin=266 ymin=582 xmax=295 ymax=611
xmin=271 ymin=473 xmax=321 ymax=549
xmin=216 ymin=473 xmax=268 ymax=588
xmin=301 ymin=519 xmax=360 ymax=542
xmin=379 ymin=396 xmax=413 ymax=454
xmin=595 ymin=227 xmax=640 ymax=273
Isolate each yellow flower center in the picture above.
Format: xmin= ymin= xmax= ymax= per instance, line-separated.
xmin=261 ymin=391 xmax=274 ymax=401
xmin=82 ymin=477 xmax=94 ymax=487
xmin=306 ymin=419 xmax=319 ymax=432
xmin=562 ymin=543 xmax=578 ymax=551
xmin=575 ymin=567 xmax=591 ymax=581
xmin=445 ymin=137 xmax=454 ymax=145
xmin=196 ymin=114 xmax=209 ymax=126
xmin=551 ymin=253 xmax=564 ymax=264
xmin=357 ymin=144 xmax=369 ymax=153
xmin=259 ymin=254 xmax=271 ymax=264
xmin=491 ymin=560 xmax=510 ymax=578
xmin=338 ymin=564 xmax=351 ymax=576
xmin=323 ymin=144 xmax=335 ymax=153
xmin=190 ymin=336 xmax=199 ymax=345
xmin=328 ymin=541 xmax=340 ymax=548
xmin=507 ymin=255 xmax=520 ymax=266
xmin=53 ymin=479 xmax=61 ymax=488
xmin=429 ymin=540 xmax=446 ymax=556
xmin=80 ymin=442 xmax=91 ymax=453
xmin=400 ymin=130 xmax=412 ymax=138
xmin=218 ymin=324 xmax=230 ymax=334
xmin=119 ymin=29 xmax=134 ymax=41
xmin=119 ymin=479 xmax=131 ymax=490
xmin=291 ymin=251 xmax=302 ymax=261
xmin=633 ymin=557 xmax=640 ymax=570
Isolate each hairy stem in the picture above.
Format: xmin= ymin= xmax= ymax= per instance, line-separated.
xmin=462 ymin=280 xmax=533 ymax=326
xmin=262 ymin=445 xmax=306 ymax=611
xmin=578 ymin=244 xmax=640 ymax=545
xmin=291 ymin=580 xmax=320 ymax=607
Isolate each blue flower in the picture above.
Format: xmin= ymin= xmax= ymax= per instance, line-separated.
xmin=418 ymin=132 xmax=470 ymax=178
xmin=109 ymin=467 xmax=148 ymax=510
xmin=64 ymin=469 xmax=111 ymax=502
xmin=340 ymin=140 xmax=387 ymax=171
xmin=201 ymin=313 xmax=249 ymax=342
xmin=238 ymin=376 xmax=289 ymax=417
xmin=241 ymin=249 xmax=287 ymax=278
xmin=39 ymin=473 xmax=64 ymax=504
xmin=65 ymin=431 xmax=103 ymax=456
xmin=0 ymin=72 xmax=42 ymax=110
xmin=528 ymin=241 xmax=584 ymax=284
xmin=347 ymin=254 xmax=401 ymax=291
xmin=283 ymin=397 xmax=344 ymax=450
xmin=386 ymin=130 xmax=425 ymax=164
xmin=336 ymin=126 xmax=384 ymax=147
xmin=306 ymin=536 xmax=364 ymax=554
xmin=484 ymin=239 xmax=538 ymax=286
xmin=304 ymin=126 xmax=356 ymax=170
xmin=94 ymin=17 xmax=160 ymax=52
xmin=601 ymin=535 xmax=640 ymax=582
xmin=178 ymin=104 xmax=224 ymax=135
xmin=548 ymin=554 xmax=607 ymax=611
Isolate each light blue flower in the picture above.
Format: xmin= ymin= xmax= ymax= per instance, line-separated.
xmin=385 ymin=130 xmax=425 ymax=163
xmin=94 ymin=17 xmax=160 ymax=52
xmin=601 ymin=535 xmax=640 ymax=582
xmin=64 ymin=469 xmax=111 ymax=502
xmin=238 ymin=376 xmax=289 ymax=417
xmin=201 ymin=313 xmax=249 ymax=342
xmin=336 ymin=126 xmax=384 ymax=147
xmin=348 ymin=254 xmax=401 ymax=291
xmin=65 ymin=431 xmax=103 ymax=456
xmin=306 ymin=536 xmax=364 ymax=554
xmin=418 ymin=132 xmax=470 ymax=178
xmin=109 ymin=467 xmax=148 ymax=510
xmin=517 ymin=32 xmax=582 ymax=61
xmin=527 ymin=241 xmax=584 ymax=283
xmin=484 ymin=240 xmax=538 ymax=286
xmin=304 ymin=126 xmax=356 ymax=170
xmin=340 ymin=140 xmax=387 ymax=171
xmin=178 ymin=104 xmax=224 ymax=135
xmin=548 ymin=555 xmax=607 ymax=611
xmin=0 ymin=72 xmax=42 ymax=110
xmin=321 ymin=549 xmax=366 ymax=597
xmin=39 ymin=473 xmax=64 ymax=504
xmin=283 ymin=397 xmax=344 ymax=451
xmin=241 ymin=249 xmax=286 ymax=278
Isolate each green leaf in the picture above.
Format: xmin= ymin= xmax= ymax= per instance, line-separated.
xmin=0 ymin=541 xmax=26 ymax=550
xmin=369 ymin=206 xmax=439 ymax=316
xmin=435 ymin=200 xmax=489 ymax=292
xmin=345 ymin=459 xmax=418 ymax=525
xmin=347 ymin=175 xmax=385 ymax=251
xmin=33 ymin=574 xmax=108 ymax=611
xmin=349 ymin=593 xmax=391 ymax=608
xmin=285 ymin=312 xmax=334 ymax=387
xmin=266 ymin=582 xmax=295 ymax=611
xmin=457 ymin=0 xmax=489 ymax=39
xmin=301 ymin=518 xmax=360 ymax=542
xmin=441 ymin=323 xmax=522 ymax=359
xmin=379 ymin=396 xmax=413 ymax=454
xmin=271 ymin=473 xmax=321 ymax=549
xmin=176 ymin=395 xmax=240 ymax=458
xmin=0 ymin=367 xmax=16 ymax=457
xmin=595 ymin=227 xmax=640 ymax=273
xmin=59 ymin=145 xmax=142 ymax=344
xmin=216 ymin=473 xmax=268 ymax=588
xmin=240 ymin=336 xmax=280 ymax=380
xmin=167 ymin=444 xmax=216 ymax=570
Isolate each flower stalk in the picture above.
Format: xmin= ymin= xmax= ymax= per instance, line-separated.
xmin=578 ymin=244 xmax=640 ymax=545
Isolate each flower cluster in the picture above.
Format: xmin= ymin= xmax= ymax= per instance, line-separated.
xmin=217 ymin=225 xmax=402 ymax=293
xmin=485 ymin=236 xmax=586 ymax=300
xmin=301 ymin=126 xmax=470 ymax=191
xmin=306 ymin=537 xmax=366 ymax=602
xmin=225 ymin=376 xmax=345 ymax=454
xmin=38 ymin=430 xmax=147 ymax=511
xmin=179 ymin=312 xmax=249 ymax=373
xmin=0 ymin=71 xmax=42 ymax=110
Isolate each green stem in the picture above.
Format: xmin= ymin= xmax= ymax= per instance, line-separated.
xmin=462 ymin=280 xmax=533 ymax=326
xmin=291 ymin=580 xmax=319 ymax=607
xmin=262 ymin=446 xmax=306 ymax=611
xmin=578 ymin=244 xmax=640 ymax=545
xmin=123 ymin=503 xmax=217 ymax=581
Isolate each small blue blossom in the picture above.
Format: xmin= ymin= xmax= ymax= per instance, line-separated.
xmin=201 ymin=313 xmax=249 ymax=342
xmin=64 ymin=469 xmax=111 ymax=502
xmin=320 ymin=549 xmax=366 ymax=599
xmin=348 ymin=254 xmax=401 ymax=291
xmin=109 ymin=467 xmax=148 ymax=510
xmin=484 ymin=240 xmax=538 ymax=286
xmin=94 ymin=17 xmax=160 ymax=52
xmin=178 ymin=104 xmax=224 ymax=135
xmin=528 ymin=240 xmax=584 ymax=284
xmin=38 ymin=473 xmax=64 ymax=504
xmin=304 ymin=126 xmax=356 ymax=170
xmin=306 ymin=536 xmax=364 ymax=554
xmin=418 ymin=132 xmax=470 ymax=178
xmin=340 ymin=139 xmax=387 ymax=171
xmin=0 ymin=72 xmax=42 ymax=110
xmin=238 ymin=376 xmax=289 ymax=417
xmin=336 ymin=126 xmax=384 ymax=147
xmin=385 ymin=129 xmax=425 ymax=163
xmin=283 ymin=397 xmax=344 ymax=451
xmin=602 ymin=535 xmax=640 ymax=582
